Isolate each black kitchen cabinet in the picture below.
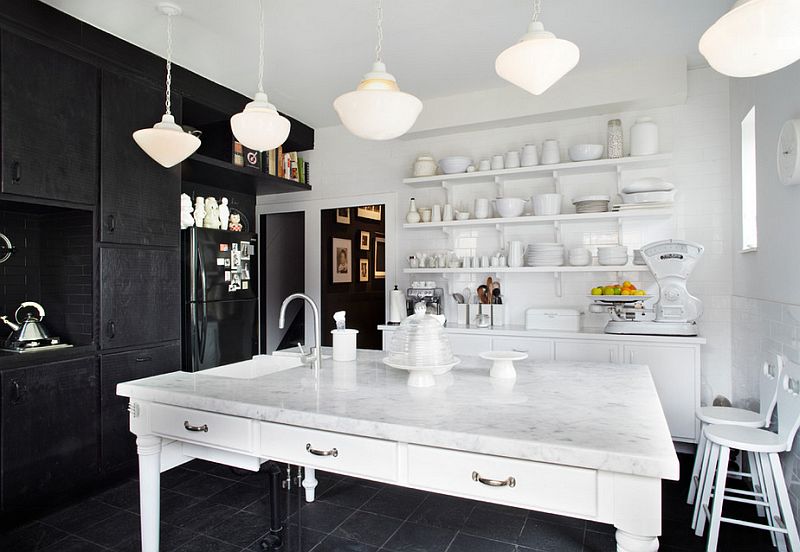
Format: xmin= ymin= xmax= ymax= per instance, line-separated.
xmin=100 ymin=343 xmax=180 ymax=473
xmin=0 ymin=32 xmax=98 ymax=205
xmin=1 ymin=356 xmax=98 ymax=513
xmin=100 ymin=71 xmax=181 ymax=247
xmin=100 ymin=247 xmax=180 ymax=350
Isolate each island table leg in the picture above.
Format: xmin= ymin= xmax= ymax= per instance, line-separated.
xmin=615 ymin=529 xmax=659 ymax=551
xmin=613 ymin=473 xmax=662 ymax=552
xmin=302 ymin=467 xmax=318 ymax=502
xmin=137 ymin=435 xmax=162 ymax=552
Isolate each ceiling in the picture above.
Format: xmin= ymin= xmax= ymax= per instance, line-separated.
xmin=41 ymin=0 xmax=731 ymax=128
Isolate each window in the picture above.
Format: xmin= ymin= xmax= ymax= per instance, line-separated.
xmin=741 ymin=106 xmax=757 ymax=251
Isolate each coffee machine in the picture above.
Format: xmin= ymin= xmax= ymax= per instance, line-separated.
xmin=406 ymin=286 xmax=444 ymax=317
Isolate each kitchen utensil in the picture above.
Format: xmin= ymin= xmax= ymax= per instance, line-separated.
xmin=442 ymin=204 xmax=454 ymax=221
xmin=531 ymin=193 xmax=563 ymax=216
xmin=541 ymin=139 xmax=560 ymax=165
xmin=493 ymin=197 xmax=526 ymax=218
xmin=474 ymin=198 xmax=490 ymax=219
xmin=521 ymin=144 xmax=539 ymax=166
xmin=630 ymin=117 xmax=659 ymax=156
xmin=432 ymin=204 xmax=442 ymax=222
xmin=1 ymin=301 xmax=68 ymax=352
xmin=419 ymin=208 xmax=432 ymax=223
xmin=621 ymin=177 xmax=675 ymax=194
xmin=412 ymin=155 xmax=437 ymax=177
xmin=492 ymin=287 xmax=502 ymax=304
xmin=463 ymin=288 xmax=472 ymax=303
xmin=406 ymin=198 xmax=421 ymax=223
xmin=452 ymin=293 xmax=465 ymax=304
xmin=486 ymin=277 xmax=493 ymax=295
xmin=439 ymin=156 xmax=472 ymax=174
xmin=504 ymin=150 xmax=521 ymax=169
xmin=479 ymin=351 xmax=528 ymax=379
xmin=568 ymin=144 xmax=604 ymax=161
xmin=491 ymin=155 xmax=505 ymax=170
xmin=478 ymin=159 xmax=491 ymax=171
xmin=477 ymin=285 xmax=489 ymax=304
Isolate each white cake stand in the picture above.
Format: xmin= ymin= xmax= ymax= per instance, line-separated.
xmin=383 ymin=357 xmax=461 ymax=388
xmin=479 ymin=351 xmax=528 ymax=380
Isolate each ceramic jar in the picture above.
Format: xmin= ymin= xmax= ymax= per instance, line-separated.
xmin=607 ymin=119 xmax=623 ymax=159
xmin=474 ymin=198 xmax=490 ymax=219
xmin=406 ymin=198 xmax=421 ymax=223
xmin=491 ymin=155 xmax=505 ymax=170
xmin=541 ymin=140 xmax=561 ymax=165
xmin=521 ymin=144 xmax=539 ymax=166
xmin=412 ymin=155 xmax=437 ymax=177
xmin=504 ymin=151 xmax=521 ymax=169
xmin=630 ymin=117 xmax=659 ymax=156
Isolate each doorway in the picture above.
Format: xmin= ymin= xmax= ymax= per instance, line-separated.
xmin=320 ymin=205 xmax=386 ymax=349
xmin=260 ymin=212 xmax=305 ymax=353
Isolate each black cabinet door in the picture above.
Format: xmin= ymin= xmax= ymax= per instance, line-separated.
xmin=0 ymin=32 xmax=98 ymax=204
xmin=100 ymin=247 xmax=180 ymax=349
xmin=1 ymin=356 xmax=98 ymax=512
xmin=100 ymin=343 xmax=179 ymax=473
xmin=100 ymin=71 xmax=181 ymax=247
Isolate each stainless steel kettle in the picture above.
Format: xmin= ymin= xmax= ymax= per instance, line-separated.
xmin=1 ymin=301 xmax=54 ymax=345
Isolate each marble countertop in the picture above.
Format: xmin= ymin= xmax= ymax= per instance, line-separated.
xmin=378 ymin=324 xmax=707 ymax=344
xmin=118 ymin=350 xmax=679 ymax=480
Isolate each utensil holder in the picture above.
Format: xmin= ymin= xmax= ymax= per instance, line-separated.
xmin=457 ymin=304 xmax=469 ymax=326
xmin=331 ymin=329 xmax=358 ymax=361
xmin=491 ymin=305 xmax=505 ymax=327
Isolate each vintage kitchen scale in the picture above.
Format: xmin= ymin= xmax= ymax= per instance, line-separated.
xmin=590 ymin=239 xmax=704 ymax=337
xmin=1 ymin=301 xmax=72 ymax=353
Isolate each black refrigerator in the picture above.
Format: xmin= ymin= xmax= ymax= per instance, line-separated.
xmin=182 ymin=227 xmax=258 ymax=371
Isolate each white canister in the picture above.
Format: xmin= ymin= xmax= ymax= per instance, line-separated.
xmin=432 ymin=204 xmax=442 ymax=222
xmin=478 ymin=159 xmax=491 ymax=171
xmin=412 ymin=155 xmax=437 ymax=177
xmin=457 ymin=304 xmax=469 ymax=326
xmin=541 ymin=140 xmax=560 ymax=165
xmin=630 ymin=117 xmax=659 ymax=156
xmin=442 ymin=204 xmax=454 ymax=222
xmin=491 ymin=304 xmax=505 ymax=327
xmin=504 ymin=151 xmax=521 ymax=169
xmin=331 ymin=329 xmax=359 ymax=361
xmin=491 ymin=155 xmax=505 ymax=171
xmin=474 ymin=198 xmax=490 ymax=219
xmin=521 ymin=144 xmax=539 ymax=166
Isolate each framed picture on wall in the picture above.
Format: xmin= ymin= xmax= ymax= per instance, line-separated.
xmin=359 ymin=258 xmax=369 ymax=282
xmin=360 ymin=231 xmax=370 ymax=250
xmin=357 ymin=205 xmax=382 ymax=221
xmin=336 ymin=208 xmax=350 ymax=224
xmin=332 ymin=238 xmax=352 ymax=283
xmin=374 ymin=235 xmax=385 ymax=279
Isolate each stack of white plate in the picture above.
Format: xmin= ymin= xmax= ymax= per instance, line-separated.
xmin=525 ymin=243 xmax=565 ymax=266
xmin=597 ymin=245 xmax=628 ymax=266
xmin=573 ymin=195 xmax=610 ymax=214
xmin=568 ymin=247 xmax=592 ymax=266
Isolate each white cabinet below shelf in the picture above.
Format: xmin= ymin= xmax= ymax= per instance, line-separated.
xmin=554 ymin=340 xmax=620 ymax=364
xmin=491 ymin=337 xmax=552 ymax=361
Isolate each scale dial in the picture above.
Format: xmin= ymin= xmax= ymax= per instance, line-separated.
xmin=778 ymin=119 xmax=800 ymax=186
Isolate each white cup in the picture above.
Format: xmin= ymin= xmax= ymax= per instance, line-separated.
xmin=462 ymin=256 xmax=472 ymax=268
xmin=504 ymin=151 xmax=521 ymax=169
xmin=420 ymin=208 xmax=432 ymax=223
xmin=474 ymin=198 xmax=490 ymax=219
xmin=442 ymin=204 xmax=453 ymax=221
xmin=432 ymin=204 xmax=442 ymax=222
xmin=478 ymin=159 xmax=491 ymax=171
xmin=541 ymin=140 xmax=561 ymax=165
xmin=480 ymin=255 xmax=490 ymax=268
xmin=521 ymin=144 xmax=539 ymax=166
xmin=331 ymin=329 xmax=358 ymax=362
xmin=491 ymin=155 xmax=504 ymax=170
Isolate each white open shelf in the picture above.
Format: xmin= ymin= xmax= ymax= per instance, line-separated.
xmin=402 ymin=208 xmax=672 ymax=230
xmin=402 ymin=153 xmax=672 ymax=188
xmin=403 ymin=265 xmax=649 ymax=275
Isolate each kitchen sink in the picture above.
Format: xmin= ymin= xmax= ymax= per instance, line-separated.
xmin=202 ymin=354 xmax=304 ymax=379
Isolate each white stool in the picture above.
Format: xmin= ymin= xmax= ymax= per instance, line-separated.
xmin=687 ymin=356 xmax=783 ymax=507
xmin=695 ymin=358 xmax=800 ymax=552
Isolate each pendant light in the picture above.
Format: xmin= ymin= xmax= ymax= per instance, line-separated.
xmin=132 ymin=3 xmax=200 ymax=168
xmin=230 ymin=0 xmax=290 ymax=152
xmin=333 ymin=0 xmax=422 ymax=141
xmin=699 ymin=0 xmax=800 ymax=78
xmin=495 ymin=0 xmax=580 ymax=95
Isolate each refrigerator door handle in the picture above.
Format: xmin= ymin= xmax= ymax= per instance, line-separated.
xmin=199 ymin=301 xmax=208 ymax=364
xmin=197 ymin=240 xmax=207 ymax=304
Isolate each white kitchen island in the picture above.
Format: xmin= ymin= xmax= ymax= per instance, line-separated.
xmin=118 ymin=349 xmax=679 ymax=552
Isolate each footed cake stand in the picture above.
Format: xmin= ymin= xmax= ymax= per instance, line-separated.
xmin=479 ymin=351 xmax=528 ymax=380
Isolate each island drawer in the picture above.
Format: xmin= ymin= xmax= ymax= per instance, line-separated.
xmin=260 ymin=422 xmax=397 ymax=482
xmin=407 ymin=445 xmax=597 ymax=517
xmin=150 ymin=404 xmax=253 ymax=453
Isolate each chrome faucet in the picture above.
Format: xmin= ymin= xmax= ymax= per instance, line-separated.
xmin=278 ymin=293 xmax=322 ymax=376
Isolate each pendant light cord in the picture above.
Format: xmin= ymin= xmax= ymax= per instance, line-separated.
xmin=257 ymin=0 xmax=265 ymax=93
xmin=532 ymin=0 xmax=542 ymax=22
xmin=374 ymin=0 xmax=384 ymax=63
xmin=165 ymin=11 xmax=173 ymax=115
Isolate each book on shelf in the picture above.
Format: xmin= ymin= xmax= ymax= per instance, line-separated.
xmin=231 ymin=140 xmax=262 ymax=171
xmin=262 ymin=146 xmax=308 ymax=185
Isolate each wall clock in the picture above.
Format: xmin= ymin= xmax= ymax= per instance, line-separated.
xmin=778 ymin=119 xmax=800 ymax=186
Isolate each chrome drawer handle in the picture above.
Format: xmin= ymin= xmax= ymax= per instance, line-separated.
xmin=184 ymin=421 xmax=208 ymax=432
xmin=472 ymin=471 xmax=516 ymax=488
xmin=306 ymin=443 xmax=338 ymax=457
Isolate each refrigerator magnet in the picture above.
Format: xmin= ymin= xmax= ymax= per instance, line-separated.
xmin=241 ymin=242 xmax=251 ymax=259
xmin=216 ymin=258 xmax=225 ymax=266
xmin=224 ymin=271 xmax=231 ymax=282
xmin=242 ymin=281 xmax=249 ymax=290
xmin=224 ymin=259 xmax=231 ymax=267
xmin=219 ymin=243 xmax=229 ymax=252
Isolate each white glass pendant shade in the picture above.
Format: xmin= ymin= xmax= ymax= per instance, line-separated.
xmin=495 ymin=21 xmax=580 ymax=95
xmin=230 ymin=92 xmax=291 ymax=152
xmin=333 ymin=62 xmax=423 ymax=141
xmin=132 ymin=114 xmax=200 ymax=168
xmin=700 ymin=0 xmax=800 ymax=78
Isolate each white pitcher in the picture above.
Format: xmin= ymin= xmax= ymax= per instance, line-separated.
xmin=508 ymin=241 xmax=524 ymax=267
xmin=474 ymin=198 xmax=490 ymax=219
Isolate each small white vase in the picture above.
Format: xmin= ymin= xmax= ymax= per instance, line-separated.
xmin=406 ymin=198 xmax=421 ymax=223
xmin=630 ymin=117 xmax=659 ymax=156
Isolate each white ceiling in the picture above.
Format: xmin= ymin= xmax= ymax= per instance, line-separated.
xmin=41 ymin=0 xmax=731 ymax=128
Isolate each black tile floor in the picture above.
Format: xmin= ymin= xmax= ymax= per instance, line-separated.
xmin=0 ymin=453 xmax=775 ymax=551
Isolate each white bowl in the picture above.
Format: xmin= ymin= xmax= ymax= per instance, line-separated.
xmin=439 ymin=156 xmax=472 ymax=174
xmin=568 ymin=144 xmax=604 ymax=162
xmin=494 ymin=197 xmax=526 ymax=218
xmin=455 ymin=211 xmax=470 ymax=221
xmin=531 ymin=193 xmax=563 ymax=216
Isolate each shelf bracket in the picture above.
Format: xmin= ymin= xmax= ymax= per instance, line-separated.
xmin=553 ymin=220 xmax=561 ymax=244
xmin=442 ymin=181 xmax=452 ymax=205
xmin=443 ymin=227 xmax=453 ymax=238
xmin=495 ymin=224 xmax=506 ymax=249
xmin=554 ymin=272 xmax=563 ymax=297
xmin=616 ymin=166 xmax=623 ymax=196
xmin=495 ymin=176 xmax=504 ymax=199
xmin=553 ymin=170 xmax=561 ymax=195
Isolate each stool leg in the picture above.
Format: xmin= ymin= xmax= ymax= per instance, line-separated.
xmin=696 ymin=441 xmax=720 ymax=536
xmin=769 ymin=452 xmax=800 ymax=551
xmin=746 ymin=450 xmax=766 ymax=518
xmin=688 ymin=427 xmax=708 ymax=504
xmin=759 ymin=452 xmax=787 ymax=552
xmin=693 ymin=434 xmax=714 ymax=529
xmin=706 ymin=445 xmax=730 ymax=552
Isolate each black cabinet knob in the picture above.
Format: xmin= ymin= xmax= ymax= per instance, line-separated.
xmin=10 ymin=380 xmax=26 ymax=405
xmin=11 ymin=161 xmax=20 ymax=184
xmin=106 ymin=214 xmax=115 ymax=232
xmin=107 ymin=320 xmax=116 ymax=339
